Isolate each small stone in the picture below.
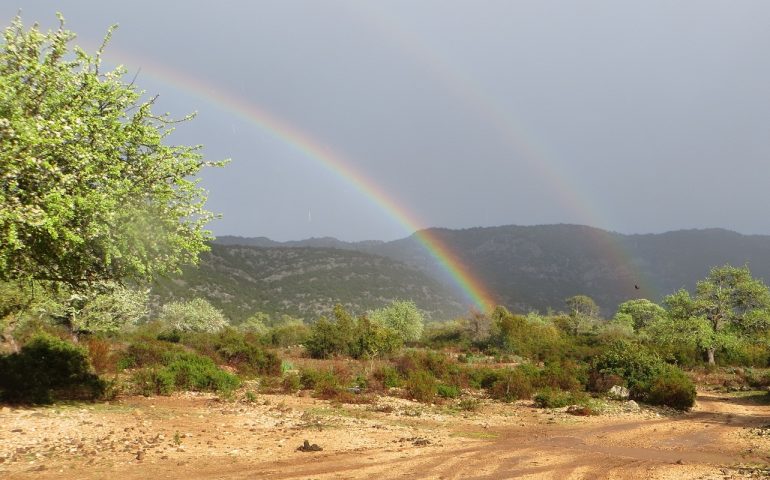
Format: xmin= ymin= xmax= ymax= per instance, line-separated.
xmin=136 ymin=451 xmax=145 ymax=461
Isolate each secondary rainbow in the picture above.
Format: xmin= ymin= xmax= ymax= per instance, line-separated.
xmin=95 ymin=47 xmax=496 ymax=311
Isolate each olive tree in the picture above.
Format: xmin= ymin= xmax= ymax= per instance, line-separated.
xmin=663 ymin=265 xmax=770 ymax=365
xmin=0 ymin=16 xmax=223 ymax=288
xmin=157 ymin=298 xmax=228 ymax=333
xmin=369 ymin=300 xmax=425 ymax=342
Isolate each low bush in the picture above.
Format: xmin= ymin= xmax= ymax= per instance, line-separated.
xmin=488 ymin=368 xmax=533 ymax=402
xmin=120 ymin=340 xmax=186 ymax=369
xmin=282 ymin=372 xmax=301 ymax=393
xmin=534 ymin=388 xmax=588 ymax=409
xmin=645 ymin=365 xmax=696 ymax=410
xmin=437 ymin=384 xmax=461 ymax=399
xmin=165 ymin=353 xmax=241 ymax=393
xmin=129 ymin=351 xmax=240 ymax=396
xmin=132 ymin=368 xmax=175 ymax=396
xmin=0 ymin=334 xmax=105 ymax=404
xmin=372 ymin=365 xmax=402 ymax=389
xmin=405 ymin=370 xmax=437 ymax=403
xmin=591 ymin=340 xmax=696 ymax=410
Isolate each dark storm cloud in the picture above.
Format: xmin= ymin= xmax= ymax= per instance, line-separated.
xmin=3 ymin=1 xmax=770 ymax=240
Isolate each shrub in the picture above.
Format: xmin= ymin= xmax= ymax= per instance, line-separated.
xmin=0 ymin=334 xmax=105 ymax=404
xmin=405 ymin=370 xmax=437 ymax=403
xmin=537 ymin=361 xmax=587 ymax=391
xmin=165 ymin=353 xmax=240 ymax=393
xmin=488 ymin=368 xmax=533 ymax=402
xmin=85 ymin=337 xmax=119 ymax=375
xmin=282 ymin=373 xmax=301 ymax=393
xmin=645 ymin=366 xmax=696 ymax=410
xmin=132 ymin=368 xmax=175 ymax=396
xmin=372 ymin=365 xmax=402 ymax=389
xmin=437 ymin=384 xmax=461 ymax=399
xmin=456 ymin=397 xmax=481 ymax=412
xmin=211 ymin=329 xmax=281 ymax=376
xmin=534 ymin=388 xmax=587 ymax=408
xmin=591 ymin=340 xmax=696 ymax=410
xmin=305 ymin=318 xmax=349 ymax=359
xmin=121 ymin=340 xmax=186 ymax=369
xmin=158 ymin=298 xmax=228 ymax=333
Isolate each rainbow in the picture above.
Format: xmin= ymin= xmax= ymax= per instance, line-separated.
xmin=342 ymin=5 xmax=654 ymax=297
xmin=91 ymin=45 xmax=497 ymax=311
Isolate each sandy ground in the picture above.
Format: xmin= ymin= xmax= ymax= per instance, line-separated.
xmin=1 ymin=390 xmax=769 ymax=479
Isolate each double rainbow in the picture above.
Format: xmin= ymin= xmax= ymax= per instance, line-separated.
xmin=95 ymin=49 xmax=496 ymax=311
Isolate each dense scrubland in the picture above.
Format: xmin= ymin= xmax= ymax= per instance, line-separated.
xmin=4 ymin=263 xmax=770 ymax=418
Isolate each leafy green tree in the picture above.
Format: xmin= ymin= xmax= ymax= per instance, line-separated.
xmin=67 ymin=283 xmax=148 ymax=335
xmin=664 ymin=265 xmax=770 ymax=365
xmin=564 ymin=295 xmax=600 ymax=335
xmin=613 ymin=299 xmax=666 ymax=331
xmin=369 ymin=300 xmax=424 ymax=342
xmin=158 ymin=298 xmax=228 ymax=333
xmin=0 ymin=16 xmax=223 ymax=288
xmin=239 ymin=312 xmax=270 ymax=334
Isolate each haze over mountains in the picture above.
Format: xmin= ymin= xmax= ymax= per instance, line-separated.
xmin=211 ymin=225 xmax=770 ymax=319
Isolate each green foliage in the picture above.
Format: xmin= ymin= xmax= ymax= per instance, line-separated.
xmin=281 ymin=372 xmax=301 ymax=393
xmin=267 ymin=318 xmax=310 ymax=347
xmin=405 ymin=370 xmax=437 ymax=403
xmin=614 ymin=299 xmax=666 ymax=332
xmin=132 ymin=368 xmax=175 ymax=396
xmin=0 ymin=16 xmax=222 ymax=287
xmin=206 ymin=329 xmax=281 ymax=376
xmin=591 ymin=340 xmax=695 ymax=410
xmin=645 ymin=365 xmax=696 ymax=410
xmin=661 ymin=265 xmax=770 ymax=365
xmin=372 ymin=365 xmax=402 ymax=389
xmin=129 ymin=350 xmax=239 ymax=396
xmin=488 ymin=368 xmax=533 ymax=402
xmin=306 ymin=305 xmax=402 ymax=359
xmin=164 ymin=353 xmax=240 ymax=393
xmin=437 ymin=383 xmax=461 ymax=399
xmin=67 ymin=282 xmax=148 ymax=336
xmin=158 ymin=298 xmax=228 ymax=333
xmin=305 ymin=317 xmax=347 ymax=359
xmin=369 ymin=300 xmax=425 ymax=342
xmin=0 ymin=333 xmax=105 ymax=403
xmin=534 ymin=388 xmax=588 ymax=408
xmin=489 ymin=307 xmax=566 ymax=361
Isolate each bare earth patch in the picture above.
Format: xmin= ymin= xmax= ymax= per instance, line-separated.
xmin=1 ymin=391 xmax=769 ymax=479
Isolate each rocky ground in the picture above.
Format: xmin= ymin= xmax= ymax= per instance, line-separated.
xmin=1 ymin=390 xmax=769 ymax=479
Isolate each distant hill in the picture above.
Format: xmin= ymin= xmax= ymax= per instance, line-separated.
xmin=151 ymin=244 xmax=466 ymax=322
xmin=216 ymin=225 xmax=770 ymax=316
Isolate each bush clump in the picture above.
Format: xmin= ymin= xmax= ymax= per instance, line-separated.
xmin=0 ymin=334 xmax=105 ymax=404
xmin=645 ymin=365 xmax=697 ymax=410
xmin=405 ymin=370 xmax=438 ymax=403
xmin=591 ymin=340 xmax=695 ymax=410
xmin=488 ymin=368 xmax=533 ymax=402
xmin=534 ymin=388 xmax=588 ymax=408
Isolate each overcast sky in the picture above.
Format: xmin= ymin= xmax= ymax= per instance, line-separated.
xmin=4 ymin=1 xmax=770 ymax=241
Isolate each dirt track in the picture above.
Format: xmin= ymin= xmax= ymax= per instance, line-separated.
xmin=2 ymin=391 xmax=769 ymax=479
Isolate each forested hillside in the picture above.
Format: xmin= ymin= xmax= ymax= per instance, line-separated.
xmin=219 ymin=225 xmax=770 ymax=314
xmin=152 ymin=244 xmax=465 ymax=322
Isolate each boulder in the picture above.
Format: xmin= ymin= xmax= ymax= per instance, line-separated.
xmin=608 ymin=385 xmax=630 ymax=400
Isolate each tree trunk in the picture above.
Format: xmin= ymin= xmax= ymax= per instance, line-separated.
xmin=707 ymin=347 xmax=716 ymax=365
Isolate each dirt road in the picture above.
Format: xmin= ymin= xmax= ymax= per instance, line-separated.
xmin=2 ymin=391 xmax=769 ymax=479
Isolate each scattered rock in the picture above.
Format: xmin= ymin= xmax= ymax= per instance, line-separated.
xmin=675 ymin=459 xmax=684 ymax=465
xmin=297 ymin=440 xmax=322 ymax=452
xmin=136 ymin=450 xmax=145 ymax=461
xmin=608 ymin=385 xmax=630 ymax=400
xmin=623 ymin=400 xmax=640 ymax=412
